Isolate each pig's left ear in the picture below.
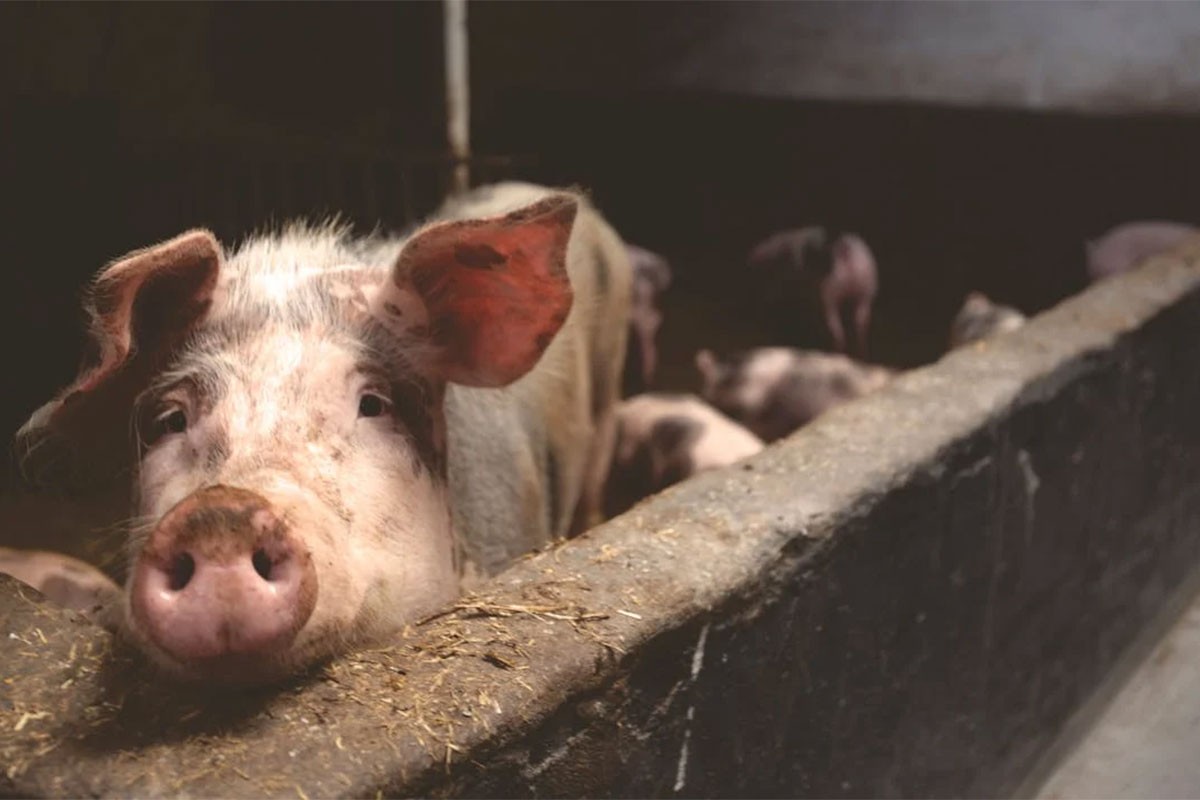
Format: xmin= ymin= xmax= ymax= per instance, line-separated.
xmin=18 ymin=231 xmax=223 ymax=487
xmin=371 ymin=195 xmax=576 ymax=387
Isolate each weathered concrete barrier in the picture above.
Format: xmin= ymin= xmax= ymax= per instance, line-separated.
xmin=3 ymin=241 xmax=1200 ymax=798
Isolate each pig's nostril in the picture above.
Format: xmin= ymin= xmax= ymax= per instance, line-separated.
xmin=251 ymin=548 xmax=273 ymax=581
xmin=167 ymin=553 xmax=196 ymax=591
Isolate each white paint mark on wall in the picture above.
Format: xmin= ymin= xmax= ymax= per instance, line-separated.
xmin=523 ymin=729 xmax=589 ymax=780
xmin=674 ymin=623 xmax=710 ymax=793
xmin=674 ymin=706 xmax=695 ymax=793
xmin=690 ymin=621 xmax=709 ymax=680
xmin=1017 ymin=448 xmax=1040 ymax=534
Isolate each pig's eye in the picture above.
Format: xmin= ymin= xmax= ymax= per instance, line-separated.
xmin=358 ymin=392 xmax=392 ymax=419
xmin=153 ymin=408 xmax=188 ymax=438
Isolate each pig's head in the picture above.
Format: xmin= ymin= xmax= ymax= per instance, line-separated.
xmin=695 ymin=347 xmax=798 ymax=440
xmin=746 ymin=227 xmax=834 ymax=282
xmin=694 ymin=347 xmax=841 ymax=442
xmin=19 ymin=196 xmax=577 ymax=683
xmin=948 ymin=291 xmax=1026 ymax=349
xmin=697 ymin=347 xmax=897 ymax=441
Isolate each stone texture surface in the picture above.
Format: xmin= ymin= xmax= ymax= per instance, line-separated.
xmin=2 ymin=241 xmax=1200 ymax=797
xmin=1037 ymin=574 xmax=1200 ymax=799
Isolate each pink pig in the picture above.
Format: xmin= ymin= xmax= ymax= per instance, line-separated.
xmin=623 ymin=244 xmax=673 ymax=393
xmin=948 ymin=292 xmax=1026 ymax=350
xmin=603 ymin=393 xmax=762 ymax=517
xmin=747 ymin=227 xmax=879 ymax=356
xmin=1085 ymin=221 xmax=1199 ymax=283
xmin=695 ymin=347 xmax=894 ymax=443
xmin=11 ymin=182 xmax=631 ymax=683
xmin=0 ymin=546 xmax=120 ymax=621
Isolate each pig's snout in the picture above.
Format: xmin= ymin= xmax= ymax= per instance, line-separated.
xmin=130 ymin=486 xmax=317 ymax=667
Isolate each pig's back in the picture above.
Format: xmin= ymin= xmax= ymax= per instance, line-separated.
xmin=620 ymin=393 xmax=763 ymax=471
xmin=833 ymin=234 xmax=878 ymax=295
xmin=1087 ymin=221 xmax=1199 ymax=281
xmin=440 ymin=183 xmax=632 ymax=574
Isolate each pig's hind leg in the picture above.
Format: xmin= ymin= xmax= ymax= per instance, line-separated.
xmin=824 ymin=302 xmax=848 ymax=353
xmin=853 ymin=299 xmax=873 ymax=358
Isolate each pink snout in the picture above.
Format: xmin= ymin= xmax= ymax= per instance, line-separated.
xmin=129 ymin=486 xmax=317 ymax=668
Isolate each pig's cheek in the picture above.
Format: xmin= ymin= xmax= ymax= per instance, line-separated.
xmin=343 ymin=478 xmax=456 ymax=633
xmin=305 ymin=442 xmax=339 ymax=485
xmin=266 ymin=492 xmax=367 ymax=645
xmin=298 ymin=542 xmax=366 ymax=645
xmin=137 ymin=440 xmax=203 ymax=519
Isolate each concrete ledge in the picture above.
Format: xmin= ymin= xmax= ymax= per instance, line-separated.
xmin=3 ymin=242 xmax=1200 ymax=797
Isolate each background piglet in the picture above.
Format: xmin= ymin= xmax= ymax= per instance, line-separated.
xmin=0 ymin=546 xmax=121 ymax=621
xmin=948 ymin=291 xmax=1027 ymax=349
xmin=603 ymin=393 xmax=762 ymax=517
xmin=623 ymin=244 xmax=673 ymax=394
xmin=10 ymin=182 xmax=631 ymax=684
xmin=696 ymin=346 xmax=894 ymax=443
xmin=746 ymin=227 xmax=879 ymax=355
xmin=1085 ymin=220 xmax=1199 ymax=282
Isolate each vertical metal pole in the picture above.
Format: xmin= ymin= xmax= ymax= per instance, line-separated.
xmin=444 ymin=0 xmax=471 ymax=195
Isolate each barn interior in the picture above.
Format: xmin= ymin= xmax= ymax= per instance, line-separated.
xmin=2 ymin=4 xmax=1200 ymax=797
xmin=3 ymin=3 xmax=1199 ymax=453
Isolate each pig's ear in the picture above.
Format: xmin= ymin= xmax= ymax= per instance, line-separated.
xmin=371 ymin=195 xmax=576 ymax=387
xmin=18 ymin=230 xmax=222 ymax=485
xmin=78 ymin=229 xmax=223 ymax=393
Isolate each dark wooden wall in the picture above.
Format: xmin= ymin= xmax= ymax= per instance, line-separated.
xmin=3 ymin=2 xmax=1199 ymax=479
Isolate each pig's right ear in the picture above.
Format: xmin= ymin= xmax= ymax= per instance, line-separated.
xmin=18 ymin=230 xmax=222 ymax=486
xmin=369 ymin=195 xmax=577 ymax=388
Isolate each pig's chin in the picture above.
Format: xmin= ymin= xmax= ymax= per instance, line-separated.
xmin=120 ymin=610 xmax=341 ymax=686
xmin=121 ymin=593 xmax=443 ymax=686
xmin=147 ymin=648 xmax=325 ymax=687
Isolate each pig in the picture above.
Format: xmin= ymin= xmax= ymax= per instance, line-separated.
xmin=623 ymin=244 xmax=673 ymax=394
xmin=602 ymin=393 xmax=763 ymax=517
xmin=1085 ymin=221 xmax=1199 ymax=283
xmin=746 ymin=227 xmax=878 ymax=355
xmin=695 ymin=347 xmax=894 ymax=443
xmin=10 ymin=181 xmax=631 ymax=683
xmin=948 ymin=291 xmax=1026 ymax=349
xmin=0 ymin=546 xmax=121 ymax=621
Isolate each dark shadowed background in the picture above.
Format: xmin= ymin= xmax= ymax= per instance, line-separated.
xmin=2 ymin=1 xmax=1199 ymax=485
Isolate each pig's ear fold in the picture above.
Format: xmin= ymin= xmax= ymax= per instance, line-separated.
xmin=18 ymin=230 xmax=222 ymax=486
xmin=79 ymin=229 xmax=223 ymax=393
xmin=371 ymin=195 xmax=576 ymax=387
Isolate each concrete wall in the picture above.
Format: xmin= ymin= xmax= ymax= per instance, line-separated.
xmin=3 ymin=241 xmax=1200 ymax=797
xmin=472 ymin=1 xmax=1200 ymax=115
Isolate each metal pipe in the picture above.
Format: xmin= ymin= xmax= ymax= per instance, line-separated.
xmin=444 ymin=0 xmax=470 ymax=195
